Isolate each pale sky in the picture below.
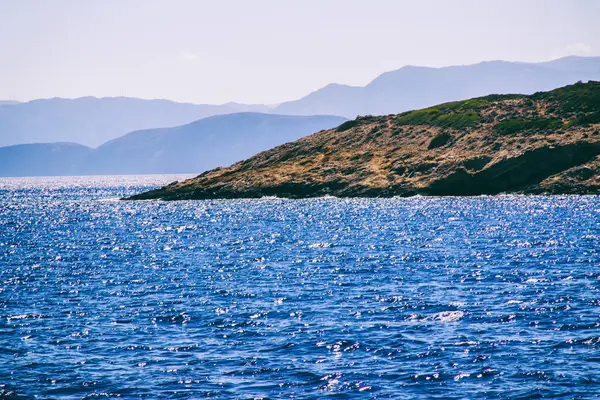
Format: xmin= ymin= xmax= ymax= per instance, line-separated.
xmin=1 ymin=0 xmax=599 ymax=104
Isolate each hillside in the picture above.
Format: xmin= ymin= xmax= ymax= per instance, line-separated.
xmin=0 ymin=143 xmax=90 ymax=177
xmin=274 ymin=56 xmax=600 ymax=118
xmin=0 ymin=113 xmax=345 ymax=177
xmin=85 ymin=113 xmax=346 ymax=174
xmin=129 ymin=81 xmax=600 ymax=200
xmin=0 ymin=97 xmax=270 ymax=147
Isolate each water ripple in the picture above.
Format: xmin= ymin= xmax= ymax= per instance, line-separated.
xmin=1 ymin=176 xmax=600 ymax=398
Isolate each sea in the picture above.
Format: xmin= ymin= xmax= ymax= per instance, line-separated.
xmin=1 ymin=175 xmax=600 ymax=399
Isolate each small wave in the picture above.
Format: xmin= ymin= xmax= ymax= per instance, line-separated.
xmin=308 ymin=242 xmax=334 ymax=248
xmin=426 ymin=311 xmax=465 ymax=323
xmin=97 ymin=197 xmax=121 ymax=203
xmin=506 ymin=300 xmax=523 ymax=305
xmin=153 ymin=312 xmax=191 ymax=325
xmin=6 ymin=314 xmax=47 ymax=323
xmin=525 ymin=278 xmax=547 ymax=283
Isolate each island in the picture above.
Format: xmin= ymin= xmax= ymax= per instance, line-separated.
xmin=128 ymin=81 xmax=600 ymax=200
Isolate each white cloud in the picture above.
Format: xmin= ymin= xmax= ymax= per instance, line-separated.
xmin=563 ymin=42 xmax=593 ymax=56
xmin=181 ymin=51 xmax=199 ymax=61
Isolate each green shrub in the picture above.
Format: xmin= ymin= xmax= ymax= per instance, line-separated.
xmin=574 ymin=111 xmax=600 ymax=126
xmin=395 ymin=108 xmax=479 ymax=130
xmin=481 ymin=93 xmax=524 ymax=102
xmin=434 ymin=112 xmax=479 ymax=129
xmin=350 ymin=151 xmax=373 ymax=161
xmin=395 ymin=107 xmax=442 ymax=125
xmin=428 ymin=132 xmax=453 ymax=149
xmin=336 ymin=120 xmax=361 ymax=132
xmin=494 ymin=117 xmax=563 ymax=135
xmin=458 ymin=98 xmax=491 ymax=108
xmin=532 ymin=81 xmax=600 ymax=113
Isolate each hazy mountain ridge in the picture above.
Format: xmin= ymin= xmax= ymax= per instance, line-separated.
xmin=0 ymin=113 xmax=346 ymax=177
xmin=2 ymin=56 xmax=599 ymax=148
xmin=129 ymin=81 xmax=600 ymax=200
xmin=0 ymin=142 xmax=91 ymax=177
xmin=274 ymin=56 xmax=600 ymax=118
xmin=0 ymin=97 xmax=271 ymax=147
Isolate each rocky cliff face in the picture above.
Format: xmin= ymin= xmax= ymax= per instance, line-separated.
xmin=129 ymin=82 xmax=600 ymax=200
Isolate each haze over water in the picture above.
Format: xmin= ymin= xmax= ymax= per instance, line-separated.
xmin=2 ymin=176 xmax=600 ymax=398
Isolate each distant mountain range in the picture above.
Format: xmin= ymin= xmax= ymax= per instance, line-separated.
xmin=0 ymin=98 xmax=271 ymax=147
xmin=0 ymin=113 xmax=346 ymax=176
xmin=273 ymin=56 xmax=600 ymax=118
xmin=1 ymin=56 xmax=600 ymax=178
xmin=0 ymin=143 xmax=91 ymax=177
xmin=2 ymin=56 xmax=599 ymax=148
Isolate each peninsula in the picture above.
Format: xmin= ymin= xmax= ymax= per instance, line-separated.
xmin=129 ymin=81 xmax=600 ymax=200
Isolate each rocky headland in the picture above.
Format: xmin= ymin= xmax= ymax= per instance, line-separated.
xmin=129 ymin=81 xmax=600 ymax=200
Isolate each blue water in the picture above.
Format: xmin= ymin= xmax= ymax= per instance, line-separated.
xmin=2 ymin=176 xmax=600 ymax=399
